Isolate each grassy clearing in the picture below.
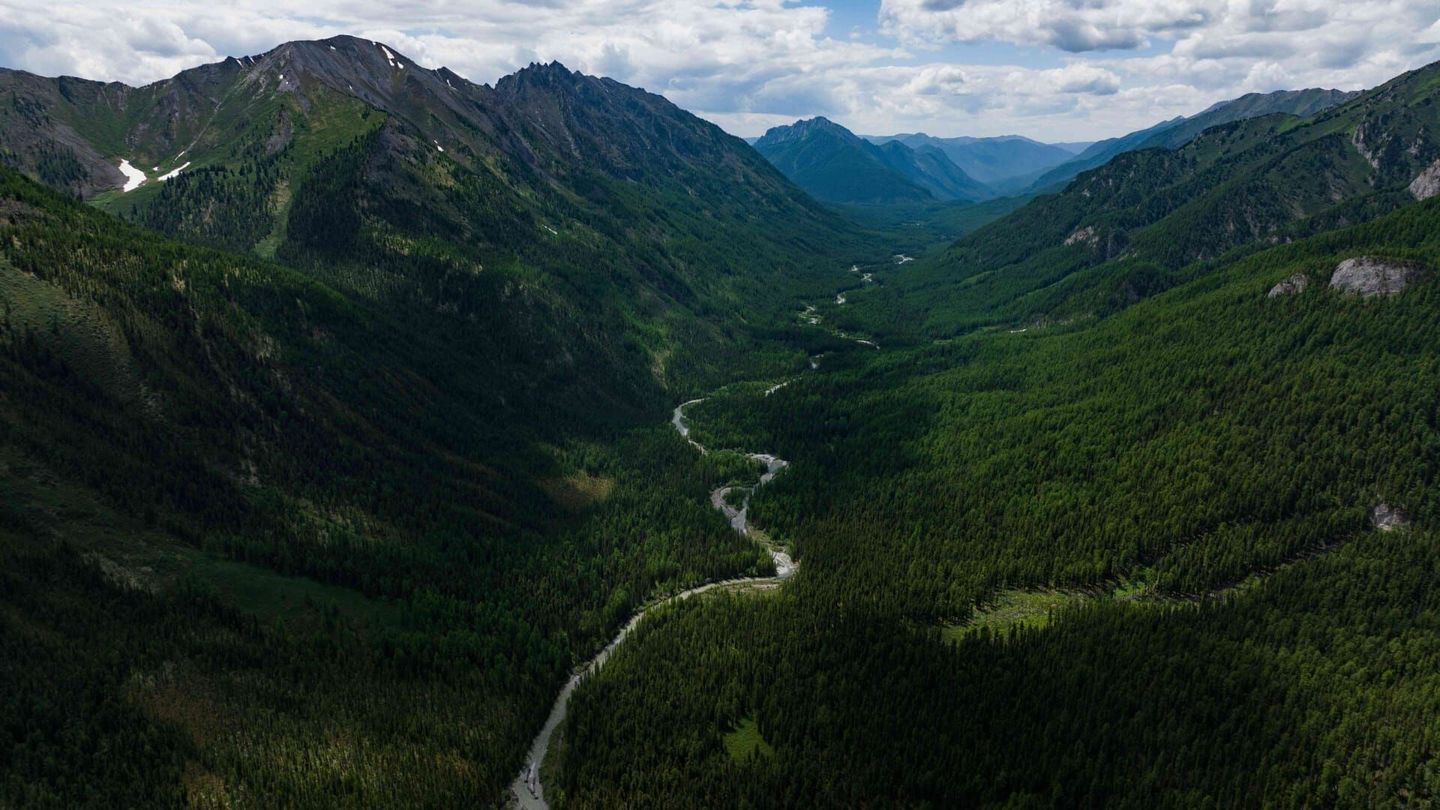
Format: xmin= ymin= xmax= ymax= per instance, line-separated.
xmin=540 ymin=470 xmax=616 ymax=513
xmin=723 ymin=716 xmax=774 ymax=763
xmin=943 ymin=589 xmax=1094 ymax=642
xmin=943 ymin=546 xmax=1357 ymax=643
xmin=177 ymin=550 xmax=407 ymax=632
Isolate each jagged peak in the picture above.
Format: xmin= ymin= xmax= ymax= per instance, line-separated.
xmin=757 ymin=116 xmax=857 ymax=145
xmin=195 ymin=35 xmax=499 ymax=112
xmin=494 ymin=60 xmax=585 ymax=96
xmin=523 ymin=60 xmax=574 ymax=75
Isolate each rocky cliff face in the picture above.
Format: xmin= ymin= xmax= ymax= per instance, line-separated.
xmin=1267 ymin=272 xmax=1310 ymax=297
xmin=1329 ymin=257 xmax=1420 ymax=297
xmin=1409 ymin=159 xmax=1440 ymax=201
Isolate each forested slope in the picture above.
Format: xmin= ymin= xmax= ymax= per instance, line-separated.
xmin=0 ymin=37 xmax=871 ymax=395
xmin=0 ymin=36 xmax=900 ymax=807
xmin=1025 ymin=87 xmax=1357 ymax=193
xmin=0 ymin=160 xmax=807 ymax=805
xmin=556 ymin=166 xmax=1440 ymax=806
xmin=848 ymin=63 xmax=1440 ymax=338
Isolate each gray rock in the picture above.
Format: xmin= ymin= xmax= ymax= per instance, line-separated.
xmin=1409 ymin=159 xmax=1440 ymax=201
xmin=1372 ymin=503 xmax=1410 ymax=532
xmin=1329 ymin=257 xmax=1417 ymax=298
xmin=1267 ymin=272 xmax=1309 ymax=298
xmin=1064 ymin=225 xmax=1098 ymax=247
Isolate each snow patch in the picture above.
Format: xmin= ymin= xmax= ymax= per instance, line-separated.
xmin=434 ymin=141 xmax=445 ymax=153
xmin=158 ymin=161 xmax=191 ymax=181
xmin=117 ymin=159 xmax=146 ymax=192
xmin=379 ymin=44 xmax=397 ymax=69
xmin=894 ymin=254 xmax=914 ymax=264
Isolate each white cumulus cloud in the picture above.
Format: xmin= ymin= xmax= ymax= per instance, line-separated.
xmin=0 ymin=0 xmax=1437 ymax=141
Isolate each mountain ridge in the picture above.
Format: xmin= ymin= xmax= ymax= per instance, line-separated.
xmin=753 ymin=116 xmax=992 ymax=204
xmin=1027 ymin=87 xmax=1359 ymax=192
xmin=842 ymin=61 xmax=1440 ymax=337
xmin=0 ymin=36 xmax=867 ymax=397
xmin=865 ymin=132 xmax=1079 ymax=189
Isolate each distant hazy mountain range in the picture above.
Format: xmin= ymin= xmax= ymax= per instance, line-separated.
xmin=754 ymin=87 xmax=1357 ymax=205
xmin=864 ymin=133 xmax=1082 ymax=193
xmin=752 ymin=116 xmax=992 ymax=205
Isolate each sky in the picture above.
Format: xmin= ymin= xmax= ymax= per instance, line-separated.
xmin=2 ymin=1 xmax=1439 ymax=142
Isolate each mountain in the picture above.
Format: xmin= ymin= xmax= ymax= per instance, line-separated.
xmin=846 ymin=64 xmax=1440 ymax=336
xmin=873 ymin=140 xmax=995 ymax=202
xmin=0 ymin=37 xmax=877 ymax=806
xmin=1027 ymin=87 xmax=1358 ymax=192
xmin=0 ymin=37 xmax=860 ymax=392
xmin=753 ymin=116 xmax=992 ymax=204
xmin=867 ymin=133 xmax=1078 ymax=190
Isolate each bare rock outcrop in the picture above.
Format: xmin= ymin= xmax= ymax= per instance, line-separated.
xmin=1064 ymin=225 xmax=1098 ymax=247
xmin=1267 ymin=272 xmax=1309 ymax=298
xmin=1409 ymin=159 xmax=1440 ymax=201
xmin=1329 ymin=257 xmax=1418 ymax=298
xmin=1372 ymin=503 xmax=1410 ymax=532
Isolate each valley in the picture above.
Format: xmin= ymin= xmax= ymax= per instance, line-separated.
xmin=6 ymin=27 xmax=1440 ymax=810
xmin=512 ymin=389 xmax=803 ymax=809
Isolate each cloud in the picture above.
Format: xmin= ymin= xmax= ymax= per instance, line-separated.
xmin=0 ymin=0 xmax=1437 ymax=142
xmin=881 ymin=0 xmax=1218 ymax=52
